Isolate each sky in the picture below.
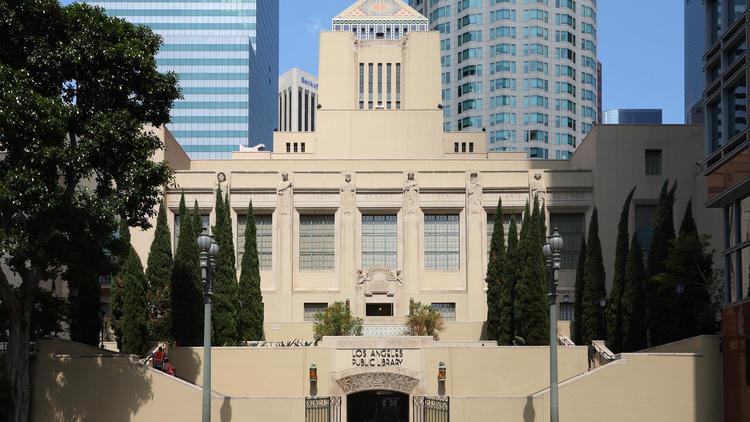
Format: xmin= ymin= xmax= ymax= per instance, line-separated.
xmin=281 ymin=0 xmax=687 ymax=124
xmin=63 ymin=0 xmax=688 ymax=124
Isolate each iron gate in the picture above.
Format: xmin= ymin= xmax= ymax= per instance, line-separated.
xmin=305 ymin=396 xmax=341 ymax=422
xmin=413 ymin=396 xmax=449 ymax=422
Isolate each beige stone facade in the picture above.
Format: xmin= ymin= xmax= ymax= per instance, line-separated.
xmin=122 ymin=24 xmax=720 ymax=343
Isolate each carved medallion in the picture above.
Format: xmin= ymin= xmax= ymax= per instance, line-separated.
xmin=337 ymin=372 xmax=419 ymax=395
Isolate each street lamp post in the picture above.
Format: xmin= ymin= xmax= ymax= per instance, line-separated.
xmin=198 ymin=233 xmax=219 ymax=422
xmin=544 ymin=228 xmax=563 ymax=422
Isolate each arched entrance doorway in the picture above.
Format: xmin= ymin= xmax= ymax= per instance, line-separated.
xmin=347 ymin=390 xmax=408 ymax=422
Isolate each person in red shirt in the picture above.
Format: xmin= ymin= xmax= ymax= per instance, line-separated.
xmin=153 ymin=346 xmax=164 ymax=371
xmin=163 ymin=358 xmax=175 ymax=376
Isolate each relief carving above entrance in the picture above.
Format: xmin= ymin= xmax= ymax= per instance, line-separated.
xmin=336 ymin=372 xmax=419 ymax=395
xmin=356 ymin=265 xmax=403 ymax=297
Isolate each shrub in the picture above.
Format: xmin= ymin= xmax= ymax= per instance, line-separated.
xmin=407 ymin=302 xmax=445 ymax=339
xmin=312 ymin=302 xmax=363 ymax=341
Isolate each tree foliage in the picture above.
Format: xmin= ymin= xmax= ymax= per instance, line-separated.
xmin=118 ymin=235 xmax=150 ymax=356
xmin=211 ymin=187 xmax=240 ymax=346
xmin=653 ymin=199 xmax=718 ymax=344
xmin=238 ymin=201 xmax=264 ymax=342
xmin=407 ymin=302 xmax=445 ymax=339
xmin=621 ymin=233 xmax=648 ymax=352
xmin=646 ymin=181 xmax=677 ymax=346
xmin=66 ymin=246 xmax=104 ymax=347
xmin=485 ymin=197 xmax=505 ymax=341
xmin=581 ymin=208 xmax=606 ymax=344
xmin=498 ymin=215 xmax=518 ymax=345
xmin=573 ymin=236 xmax=587 ymax=345
xmin=514 ymin=198 xmax=549 ymax=345
xmin=170 ymin=194 xmax=203 ymax=346
xmin=0 ymin=0 xmax=178 ymax=418
xmin=312 ymin=302 xmax=363 ymax=341
xmin=606 ymin=187 xmax=635 ymax=353
xmin=145 ymin=201 xmax=173 ymax=341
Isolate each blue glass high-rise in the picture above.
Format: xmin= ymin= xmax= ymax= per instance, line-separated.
xmin=88 ymin=0 xmax=279 ymax=159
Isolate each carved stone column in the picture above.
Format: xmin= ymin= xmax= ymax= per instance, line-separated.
xmin=275 ymin=172 xmax=293 ymax=319
xmin=403 ymin=172 xmax=421 ymax=302
xmin=339 ymin=172 xmax=358 ymax=309
xmin=466 ymin=171 xmax=485 ymax=321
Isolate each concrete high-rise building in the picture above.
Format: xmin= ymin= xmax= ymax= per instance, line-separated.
xmin=278 ymin=69 xmax=318 ymax=134
xmin=701 ymin=1 xmax=750 ymax=421
xmin=88 ymin=0 xmax=279 ymax=159
xmin=603 ymin=109 xmax=663 ymax=125
xmin=409 ymin=0 xmax=599 ymax=159
xmin=685 ymin=0 xmax=706 ymax=124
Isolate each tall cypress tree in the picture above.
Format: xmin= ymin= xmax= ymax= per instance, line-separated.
xmin=657 ymin=199 xmax=716 ymax=343
xmin=211 ymin=187 xmax=240 ymax=345
xmin=192 ymin=199 xmax=204 ymax=237
xmin=621 ymin=232 xmax=648 ymax=352
xmin=485 ymin=197 xmax=505 ymax=341
xmin=573 ymin=236 xmax=587 ymax=345
xmin=606 ymin=187 xmax=635 ymax=353
xmin=238 ymin=201 xmax=265 ymax=342
xmin=170 ymin=193 xmax=203 ymax=346
xmin=646 ymin=181 xmax=677 ymax=346
xmin=109 ymin=219 xmax=131 ymax=350
xmin=119 ymin=235 xmax=150 ymax=356
xmin=145 ymin=201 xmax=173 ymax=341
xmin=498 ymin=215 xmax=518 ymax=345
xmin=514 ymin=198 xmax=549 ymax=345
xmin=581 ymin=208 xmax=606 ymax=344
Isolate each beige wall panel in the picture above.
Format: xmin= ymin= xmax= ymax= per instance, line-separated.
xmin=402 ymin=31 xmax=441 ymax=110
xmin=293 ymin=173 xmax=342 ymax=190
xmin=229 ymin=172 xmax=281 ymax=190
xmin=417 ymin=172 xmax=466 ymax=190
xmin=318 ymin=32 xmax=356 ymax=109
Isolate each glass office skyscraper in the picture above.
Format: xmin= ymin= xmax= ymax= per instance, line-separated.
xmin=88 ymin=0 xmax=279 ymax=159
xmin=409 ymin=0 xmax=599 ymax=159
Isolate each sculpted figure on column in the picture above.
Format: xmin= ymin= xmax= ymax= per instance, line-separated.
xmin=340 ymin=172 xmax=356 ymax=215
xmin=529 ymin=171 xmax=547 ymax=206
xmin=467 ymin=172 xmax=483 ymax=215
xmin=403 ymin=172 xmax=419 ymax=214
xmin=277 ymin=172 xmax=292 ymax=215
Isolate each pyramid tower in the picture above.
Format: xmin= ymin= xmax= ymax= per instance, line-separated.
xmin=332 ymin=0 xmax=428 ymax=39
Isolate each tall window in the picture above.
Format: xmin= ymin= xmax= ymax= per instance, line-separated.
xmin=424 ymin=215 xmax=460 ymax=270
xmin=645 ymin=149 xmax=662 ymax=175
xmin=359 ymin=63 xmax=364 ymax=109
xmin=237 ymin=214 xmax=272 ymax=270
xmin=368 ymin=63 xmax=374 ymax=109
xmin=362 ymin=215 xmax=398 ymax=268
xmin=396 ymin=63 xmax=401 ymax=109
xmin=174 ymin=213 xmax=209 ymax=247
xmin=635 ymin=205 xmax=657 ymax=253
xmin=299 ymin=215 xmax=335 ymax=270
xmin=377 ymin=63 xmax=383 ymax=104
xmin=549 ymin=213 xmax=584 ymax=269
xmin=387 ymin=63 xmax=392 ymax=109
xmin=560 ymin=302 xmax=574 ymax=321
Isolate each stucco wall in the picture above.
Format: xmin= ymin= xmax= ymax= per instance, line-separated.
xmin=31 ymin=336 xmax=722 ymax=421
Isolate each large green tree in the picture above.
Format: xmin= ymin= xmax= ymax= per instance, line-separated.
xmin=170 ymin=194 xmax=203 ymax=346
xmin=573 ymin=236 xmax=587 ymax=345
xmin=498 ymin=215 xmax=518 ymax=345
xmin=655 ymin=199 xmax=717 ymax=343
xmin=145 ymin=201 xmax=173 ymax=341
xmin=211 ymin=187 xmax=240 ymax=345
xmin=646 ymin=181 xmax=677 ymax=346
xmin=485 ymin=197 xmax=505 ymax=341
xmin=514 ymin=198 xmax=549 ymax=345
xmin=581 ymin=208 xmax=606 ymax=344
xmin=621 ymin=233 xmax=648 ymax=352
xmin=0 ymin=1 xmax=177 ymax=416
xmin=606 ymin=187 xmax=635 ymax=353
xmin=238 ymin=201 xmax=264 ymax=342
xmin=118 ymin=228 xmax=150 ymax=356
